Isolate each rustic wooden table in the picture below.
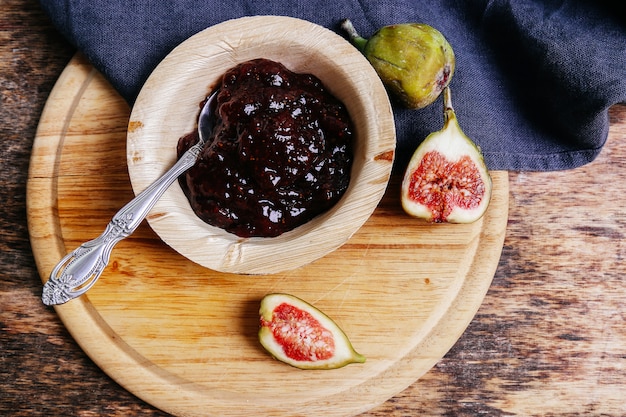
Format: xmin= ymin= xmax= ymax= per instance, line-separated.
xmin=2 ymin=1 xmax=625 ymax=416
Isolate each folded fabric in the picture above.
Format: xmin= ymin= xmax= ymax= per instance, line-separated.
xmin=40 ymin=0 xmax=626 ymax=172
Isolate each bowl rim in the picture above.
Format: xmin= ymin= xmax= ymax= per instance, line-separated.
xmin=127 ymin=16 xmax=396 ymax=274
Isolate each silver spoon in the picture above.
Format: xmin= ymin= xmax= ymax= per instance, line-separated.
xmin=41 ymin=91 xmax=218 ymax=306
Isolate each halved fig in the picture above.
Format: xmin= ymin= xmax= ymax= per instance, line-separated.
xmin=401 ymin=87 xmax=492 ymax=223
xmin=258 ymin=293 xmax=366 ymax=369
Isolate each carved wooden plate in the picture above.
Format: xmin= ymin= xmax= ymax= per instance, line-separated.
xmin=28 ymin=18 xmax=509 ymax=417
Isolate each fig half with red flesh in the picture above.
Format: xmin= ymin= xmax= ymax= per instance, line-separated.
xmin=258 ymin=293 xmax=366 ymax=369
xmin=401 ymin=87 xmax=492 ymax=223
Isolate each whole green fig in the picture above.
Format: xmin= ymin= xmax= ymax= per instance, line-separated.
xmin=341 ymin=19 xmax=455 ymax=109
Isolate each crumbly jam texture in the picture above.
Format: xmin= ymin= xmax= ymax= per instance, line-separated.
xmin=177 ymin=59 xmax=353 ymax=238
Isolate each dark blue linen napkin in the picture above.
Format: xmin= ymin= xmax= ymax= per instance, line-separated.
xmin=40 ymin=0 xmax=626 ymax=171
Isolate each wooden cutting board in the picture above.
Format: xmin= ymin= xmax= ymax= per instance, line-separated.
xmin=27 ymin=54 xmax=509 ymax=417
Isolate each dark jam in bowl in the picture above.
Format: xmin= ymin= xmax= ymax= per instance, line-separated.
xmin=177 ymin=59 xmax=354 ymax=238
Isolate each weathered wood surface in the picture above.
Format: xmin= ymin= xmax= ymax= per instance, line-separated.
xmin=2 ymin=0 xmax=625 ymax=415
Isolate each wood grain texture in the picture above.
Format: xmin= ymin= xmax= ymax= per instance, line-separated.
xmin=2 ymin=0 xmax=625 ymax=415
xmin=26 ymin=54 xmax=508 ymax=417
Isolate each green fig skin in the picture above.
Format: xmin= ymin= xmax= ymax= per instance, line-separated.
xmin=401 ymin=88 xmax=492 ymax=223
xmin=342 ymin=19 xmax=455 ymax=109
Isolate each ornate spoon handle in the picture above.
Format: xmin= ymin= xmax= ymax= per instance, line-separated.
xmin=41 ymin=143 xmax=202 ymax=306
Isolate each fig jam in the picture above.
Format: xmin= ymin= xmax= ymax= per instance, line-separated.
xmin=177 ymin=59 xmax=353 ymax=238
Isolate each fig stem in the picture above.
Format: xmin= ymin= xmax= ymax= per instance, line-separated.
xmin=443 ymin=87 xmax=455 ymax=124
xmin=340 ymin=19 xmax=368 ymax=52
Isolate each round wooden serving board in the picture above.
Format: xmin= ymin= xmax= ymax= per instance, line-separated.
xmin=28 ymin=54 xmax=509 ymax=417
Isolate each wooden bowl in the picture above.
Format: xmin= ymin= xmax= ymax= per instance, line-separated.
xmin=127 ymin=16 xmax=396 ymax=274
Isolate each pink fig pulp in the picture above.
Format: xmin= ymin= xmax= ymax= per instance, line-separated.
xmin=258 ymin=293 xmax=365 ymax=369
xmin=401 ymin=88 xmax=492 ymax=223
